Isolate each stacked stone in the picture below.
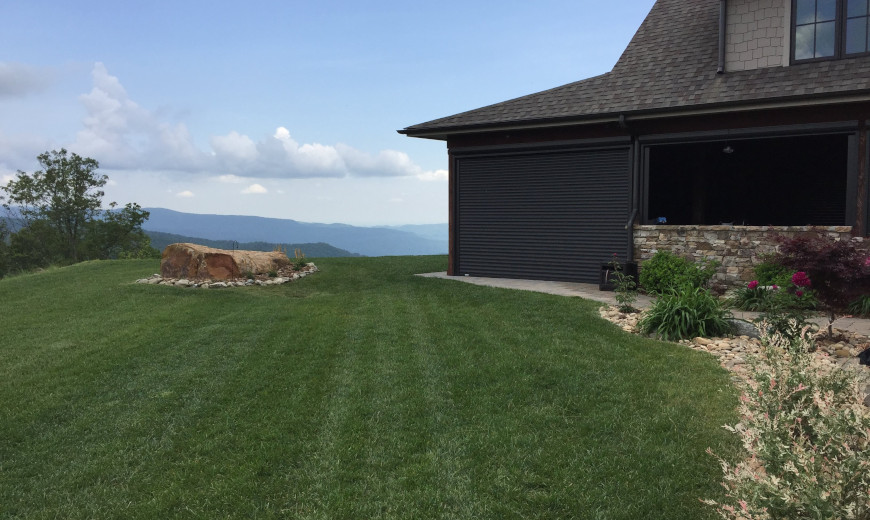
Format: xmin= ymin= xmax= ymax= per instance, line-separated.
xmin=599 ymin=305 xmax=870 ymax=407
xmin=632 ymin=225 xmax=856 ymax=287
xmin=136 ymin=263 xmax=318 ymax=288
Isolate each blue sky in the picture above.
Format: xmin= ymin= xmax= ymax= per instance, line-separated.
xmin=0 ymin=0 xmax=655 ymax=225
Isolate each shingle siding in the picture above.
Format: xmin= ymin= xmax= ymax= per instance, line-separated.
xmin=725 ymin=0 xmax=787 ymax=71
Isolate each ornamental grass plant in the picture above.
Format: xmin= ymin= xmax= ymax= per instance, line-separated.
xmin=704 ymin=323 xmax=870 ymax=519
xmin=638 ymin=285 xmax=732 ymax=341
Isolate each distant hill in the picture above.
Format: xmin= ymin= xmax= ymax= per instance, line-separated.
xmin=141 ymin=208 xmax=447 ymax=257
xmin=378 ymin=224 xmax=448 ymax=242
xmin=145 ymin=231 xmax=361 ymax=258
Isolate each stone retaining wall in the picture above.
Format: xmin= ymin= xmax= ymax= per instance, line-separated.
xmin=633 ymin=225 xmax=857 ymax=286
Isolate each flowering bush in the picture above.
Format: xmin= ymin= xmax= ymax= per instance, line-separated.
xmin=704 ymin=324 xmax=870 ymax=519
xmin=792 ymin=271 xmax=811 ymax=288
xmin=775 ymin=233 xmax=870 ymax=335
xmin=748 ymin=280 xmax=759 ymax=290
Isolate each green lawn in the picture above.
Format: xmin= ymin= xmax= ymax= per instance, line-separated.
xmin=0 ymin=256 xmax=738 ymax=519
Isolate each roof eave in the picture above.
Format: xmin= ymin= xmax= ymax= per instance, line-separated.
xmin=398 ymin=90 xmax=870 ymax=140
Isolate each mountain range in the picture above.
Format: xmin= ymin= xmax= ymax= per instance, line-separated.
xmin=141 ymin=208 xmax=448 ymax=257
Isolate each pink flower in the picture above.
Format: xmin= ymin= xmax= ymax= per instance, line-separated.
xmin=796 ymin=290 xmax=804 ymax=297
xmin=748 ymin=280 xmax=759 ymax=290
xmin=772 ymin=284 xmax=779 ymax=290
xmin=792 ymin=271 xmax=811 ymax=288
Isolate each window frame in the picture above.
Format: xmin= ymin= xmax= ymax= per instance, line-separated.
xmin=791 ymin=0 xmax=870 ymax=63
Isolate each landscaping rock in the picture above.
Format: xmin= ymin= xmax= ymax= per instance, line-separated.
xmin=160 ymin=243 xmax=291 ymax=280
xmin=598 ymin=304 xmax=870 ymax=408
xmin=728 ymin=319 xmax=760 ymax=339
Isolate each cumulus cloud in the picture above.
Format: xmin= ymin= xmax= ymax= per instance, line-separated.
xmin=416 ymin=169 xmax=449 ymax=182
xmin=59 ymin=63 xmax=444 ymax=181
xmin=214 ymin=174 xmax=244 ymax=184
xmin=0 ymin=62 xmax=55 ymax=98
xmin=176 ymin=190 xmax=195 ymax=198
xmin=241 ymin=183 xmax=268 ymax=194
xmin=72 ymin=63 xmax=207 ymax=171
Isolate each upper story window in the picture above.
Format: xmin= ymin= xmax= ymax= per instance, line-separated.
xmin=793 ymin=0 xmax=870 ymax=61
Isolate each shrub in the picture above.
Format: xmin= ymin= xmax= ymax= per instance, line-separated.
xmin=848 ymin=294 xmax=870 ymax=317
xmin=608 ymin=254 xmax=638 ymax=313
xmin=292 ymin=248 xmax=307 ymax=271
xmin=774 ymin=233 xmax=870 ymax=335
xmin=729 ymin=283 xmax=774 ymax=312
xmin=753 ymin=258 xmax=793 ymax=287
xmin=704 ymin=324 xmax=870 ymax=519
xmin=638 ymin=285 xmax=732 ymax=341
xmin=639 ymin=251 xmax=719 ymax=295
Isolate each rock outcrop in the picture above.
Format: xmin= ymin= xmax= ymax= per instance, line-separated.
xmin=160 ymin=243 xmax=292 ymax=280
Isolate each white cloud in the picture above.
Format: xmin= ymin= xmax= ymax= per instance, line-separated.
xmin=241 ymin=183 xmax=268 ymax=195
xmin=71 ymin=62 xmax=207 ymax=171
xmin=214 ymin=174 xmax=244 ymax=184
xmin=0 ymin=62 xmax=55 ymax=98
xmin=6 ymin=63 xmax=442 ymax=182
xmin=416 ymin=169 xmax=448 ymax=182
xmin=211 ymin=132 xmax=258 ymax=163
xmin=1 ymin=173 xmax=14 ymax=186
xmin=176 ymin=190 xmax=195 ymax=198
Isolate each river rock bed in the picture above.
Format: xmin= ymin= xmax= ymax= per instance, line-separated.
xmin=599 ymin=305 xmax=870 ymax=407
xmin=135 ymin=263 xmax=318 ymax=288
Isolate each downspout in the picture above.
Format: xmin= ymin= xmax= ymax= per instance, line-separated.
xmin=622 ymin=113 xmax=639 ymax=264
xmin=718 ymin=0 xmax=727 ymax=74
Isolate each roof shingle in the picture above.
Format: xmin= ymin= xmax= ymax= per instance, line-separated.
xmin=402 ymin=0 xmax=870 ymax=136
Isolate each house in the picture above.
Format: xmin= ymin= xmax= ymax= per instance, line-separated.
xmin=399 ymin=0 xmax=870 ymax=285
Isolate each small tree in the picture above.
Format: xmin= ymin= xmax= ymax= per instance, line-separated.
xmin=774 ymin=233 xmax=870 ymax=336
xmin=83 ymin=202 xmax=158 ymax=259
xmin=2 ymin=149 xmax=105 ymax=262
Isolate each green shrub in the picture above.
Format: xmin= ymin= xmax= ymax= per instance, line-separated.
xmin=638 ymin=285 xmax=732 ymax=341
xmin=847 ymin=294 xmax=870 ymax=317
xmin=728 ymin=284 xmax=773 ymax=311
xmin=704 ymin=325 xmax=870 ymax=519
xmin=608 ymin=254 xmax=638 ymax=313
xmin=638 ymin=251 xmax=718 ymax=295
xmin=753 ymin=258 xmax=792 ymax=287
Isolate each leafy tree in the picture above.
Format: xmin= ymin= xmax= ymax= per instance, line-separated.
xmin=7 ymin=219 xmax=63 ymax=272
xmin=2 ymin=149 xmax=105 ymax=262
xmin=83 ymin=203 xmax=159 ymax=260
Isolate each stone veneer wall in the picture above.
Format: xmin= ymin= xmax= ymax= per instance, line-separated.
xmin=725 ymin=0 xmax=787 ymax=71
xmin=633 ymin=225 xmax=856 ymax=286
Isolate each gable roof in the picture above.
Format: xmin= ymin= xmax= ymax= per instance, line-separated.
xmin=401 ymin=0 xmax=870 ymax=139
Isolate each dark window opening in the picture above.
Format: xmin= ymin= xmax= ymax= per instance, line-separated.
xmin=646 ymin=134 xmax=849 ymax=226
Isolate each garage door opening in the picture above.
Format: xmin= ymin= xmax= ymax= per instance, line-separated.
xmin=646 ymin=134 xmax=849 ymax=226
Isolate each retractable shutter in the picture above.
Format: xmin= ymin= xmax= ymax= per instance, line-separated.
xmin=456 ymin=147 xmax=631 ymax=283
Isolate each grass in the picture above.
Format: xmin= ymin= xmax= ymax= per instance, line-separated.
xmin=0 ymin=256 xmax=739 ymax=519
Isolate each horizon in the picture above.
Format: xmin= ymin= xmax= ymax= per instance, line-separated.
xmin=1 ymin=1 xmax=656 ymax=226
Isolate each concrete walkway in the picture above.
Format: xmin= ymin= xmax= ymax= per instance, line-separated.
xmin=417 ymin=271 xmax=870 ymax=337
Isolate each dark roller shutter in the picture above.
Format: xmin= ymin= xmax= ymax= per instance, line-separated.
xmin=456 ymin=146 xmax=631 ymax=283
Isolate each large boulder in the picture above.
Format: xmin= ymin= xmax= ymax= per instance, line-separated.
xmin=160 ymin=243 xmax=291 ymax=280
